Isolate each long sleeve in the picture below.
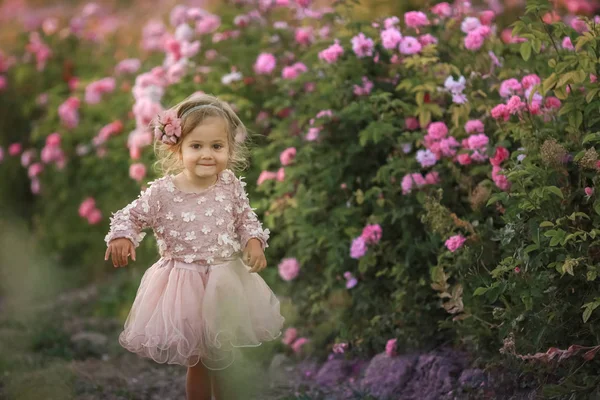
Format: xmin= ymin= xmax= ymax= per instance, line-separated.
xmin=232 ymin=175 xmax=270 ymax=250
xmin=104 ymin=182 xmax=158 ymax=248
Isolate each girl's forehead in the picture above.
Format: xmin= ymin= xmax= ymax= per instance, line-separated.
xmin=186 ymin=117 xmax=228 ymax=141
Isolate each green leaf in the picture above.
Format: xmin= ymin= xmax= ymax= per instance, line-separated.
xmin=544 ymin=186 xmax=564 ymax=199
xmin=586 ymin=88 xmax=600 ymax=103
xmin=594 ymin=200 xmax=600 ymax=216
xmin=473 ymin=287 xmax=490 ymax=296
xmin=524 ymin=243 xmax=539 ymax=253
xmin=520 ymin=42 xmax=532 ymax=61
xmin=539 ymin=221 xmax=554 ymax=227
xmin=583 ymin=132 xmax=600 ymax=144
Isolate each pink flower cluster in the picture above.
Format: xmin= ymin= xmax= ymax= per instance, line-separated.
xmin=295 ymin=26 xmax=314 ymax=46
xmin=460 ymin=15 xmax=493 ymax=51
xmin=344 ymin=271 xmax=358 ymax=288
xmin=41 ymin=133 xmax=66 ymax=169
xmin=153 ymin=109 xmax=182 ymax=145
xmin=281 ymin=327 xmax=309 ymax=354
xmin=115 ymin=58 xmax=141 ymax=75
xmin=454 ymin=120 xmax=490 ymax=165
xmin=25 ymin=32 xmax=52 ymax=71
xmin=85 ymin=77 xmax=116 ymax=104
xmin=423 ymin=121 xmax=460 ymax=161
xmin=257 ymin=168 xmax=285 ymax=185
xmin=401 ymin=171 xmax=440 ymax=194
xmin=93 ymin=120 xmax=124 ymax=147
xmin=78 ymin=197 xmax=103 ymax=225
xmin=350 ymin=223 xmax=382 ymax=259
xmin=333 ymin=342 xmax=348 ymax=354
xmin=282 ymin=62 xmax=308 ymax=80
xmin=318 ymin=40 xmax=344 ymax=64
xmin=353 ymin=76 xmax=374 ymax=96
xmin=491 ymin=146 xmax=511 ymax=191
xmin=58 ymin=97 xmax=80 ymax=129
xmin=278 ymin=257 xmax=300 ymax=281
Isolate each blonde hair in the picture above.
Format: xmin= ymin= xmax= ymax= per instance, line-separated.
xmin=152 ymin=93 xmax=251 ymax=176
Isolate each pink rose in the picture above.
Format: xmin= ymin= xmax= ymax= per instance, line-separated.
xmin=351 ymin=32 xmax=374 ymax=58
xmin=427 ymin=122 xmax=448 ymax=140
xmin=445 ymin=234 xmax=466 ymax=252
xmin=87 ymin=208 xmax=103 ymax=225
xmin=405 ymin=117 xmax=419 ymax=130
xmin=399 ymin=36 xmax=422 ymax=55
xmin=381 ymin=27 xmax=402 ymax=50
xmin=79 ymin=197 xmax=96 ymax=218
xmin=257 ymin=170 xmax=278 ymax=186
xmin=282 ymin=327 xmax=298 ymax=345
xmin=291 ymin=337 xmax=309 ymax=354
xmin=27 ymin=162 xmax=44 ymax=178
xmin=457 ymin=153 xmax=472 ymax=165
xmin=385 ymin=338 xmax=397 ymax=357
xmin=464 ymin=120 xmax=484 ymax=134
xmin=404 ymin=11 xmax=429 ymax=28
xmin=276 ymin=167 xmax=285 ymax=182
xmin=490 ymin=146 xmax=509 ymax=166
xmin=361 ymin=224 xmax=382 ymax=244
xmin=295 ymin=27 xmax=313 ymax=46
xmin=254 ymin=52 xmax=277 ymax=75
xmin=46 ymin=132 xmax=61 ymax=147
xmin=278 ymin=257 xmax=300 ymax=281
xmin=280 ymin=147 xmax=297 ymax=166
xmin=585 ymin=187 xmax=594 ymax=197
xmin=318 ymin=40 xmax=344 ymax=64
xmin=431 ymin=2 xmax=452 ymax=17
xmin=129 ymin=163 xmax=147 ymax=182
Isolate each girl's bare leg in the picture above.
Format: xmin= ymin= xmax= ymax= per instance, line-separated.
xmin=186 ymin=361 xmax=213 ymax=400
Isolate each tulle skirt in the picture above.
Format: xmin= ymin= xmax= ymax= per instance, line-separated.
xmin=117 ymin=254 xmax=285 ymax=370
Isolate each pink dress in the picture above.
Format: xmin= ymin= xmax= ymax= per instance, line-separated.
xmin=104 ymin=169 xmax=285 ymax=370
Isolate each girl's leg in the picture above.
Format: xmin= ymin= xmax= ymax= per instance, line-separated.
xmin=186 ymin=361 xmax=212 ymax=400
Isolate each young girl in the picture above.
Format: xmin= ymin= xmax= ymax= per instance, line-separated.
xmin=103 ymin=93 xmax=285 ymax=400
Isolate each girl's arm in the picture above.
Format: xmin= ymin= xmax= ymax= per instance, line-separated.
xmin=104 ymin=183 xmax=158 ymax=248
xmin=233 ymin=176 xmax=270 ymax=250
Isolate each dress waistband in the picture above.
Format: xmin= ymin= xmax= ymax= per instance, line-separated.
xmin=158 ymin=252 xmax=243 ymax=272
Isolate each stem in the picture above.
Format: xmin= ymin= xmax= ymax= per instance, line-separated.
xmin=538 ymin=14 xmax=574 ymax=94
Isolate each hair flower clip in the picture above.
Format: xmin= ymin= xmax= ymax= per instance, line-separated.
xmin=154 ymin=109 xmax=182 ymax=144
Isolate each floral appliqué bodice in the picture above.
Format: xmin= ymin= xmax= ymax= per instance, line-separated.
xmin=104 ymin=169 xmax=270 ymax=265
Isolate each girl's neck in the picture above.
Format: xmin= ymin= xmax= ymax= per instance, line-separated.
xmin=177 ymin=171 xmax=219 ymax=191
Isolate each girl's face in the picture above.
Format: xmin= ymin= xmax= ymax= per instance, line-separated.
xmin=179 ymin=116 xmax=230 ymax=180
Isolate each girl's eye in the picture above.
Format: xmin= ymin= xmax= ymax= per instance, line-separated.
xmin=213 ymin=144 xmax=223 ymax=149
xmin=192 ymin=144 xmax=200 ymax=149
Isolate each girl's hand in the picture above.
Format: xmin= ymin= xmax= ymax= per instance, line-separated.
xmin=105 ymin=238 xmax=136 ymax=268
xmin=243 ymin=238 xmax=266 ymax=273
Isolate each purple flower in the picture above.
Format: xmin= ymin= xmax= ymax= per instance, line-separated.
xmin=350 ymin=236 xmax=367 ymax=259
xmin=416 ymin=149 xmax=437 ymax=168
